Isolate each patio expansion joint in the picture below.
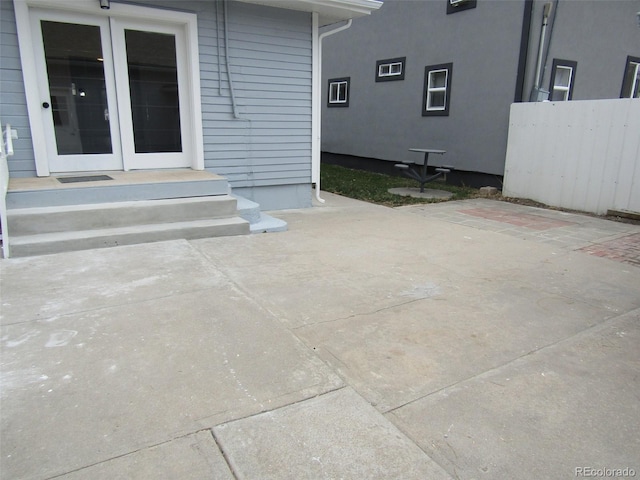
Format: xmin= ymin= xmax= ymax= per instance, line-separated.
xmin=211 ymin=429 xmax=240 ymax=480
xmin=212 ymin=385 xmax=350 ymax=430
xmin=291 ymin=296 xmax=433 ymax=331
xmin=42 ymin=427 xmax=220 ymax=480
xmin=383 ymin=307 xmax=640 ymax=416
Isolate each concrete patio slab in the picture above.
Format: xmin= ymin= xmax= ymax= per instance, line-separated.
xmin=292 ymin=271 xmax=623 ymax=412
xmin=214 ymin=387 xmax=453 ymax=480
xmin=1 ymin=250 xmax=342 ymax=480
xmin=0 ymin=240 xmax=228 ymax=326
xmin=57 ymin=431 xmax=233 ymax=480
xmin=388 ymin=308 xmax=640 ymax=480
xmin=2 ymin=193 xmax=639 ymax=479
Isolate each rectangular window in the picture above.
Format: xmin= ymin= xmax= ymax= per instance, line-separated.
xmin=422 ymin=63 xmax=452 ymax=116
xmin=376 ymin=57 xmax=406 ymax=82
xmin=446 ymin=0 xmax=477 ymax=15
xmin=549 ymin=59 xmax=577 ymax=101
xmin=620 ymin=55 xmax=640 ymax=99
xmin=328 ymin=77 xmax=349 ymax=107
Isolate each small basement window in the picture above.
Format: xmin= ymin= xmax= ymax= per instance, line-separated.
xmin=328 ymin=77 xmax=350 ymax=107
xmin=376 ymin=57 xmax=406 ymax=82
xmin=422 ymin=63 xmax=452 ymax=116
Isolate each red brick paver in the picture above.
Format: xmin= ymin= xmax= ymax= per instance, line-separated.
xmin=578 ymin=233 xmax=640 ymax=266
xmin=459 ymin=207 xmax=576 ymax=231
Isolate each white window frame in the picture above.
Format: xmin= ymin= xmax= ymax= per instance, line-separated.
xmin=379 ymin=62 xmax=402 ymax=78
xmin=621 ymin=58 xmax=640 ymax=99
xmin=552 ymin=66 xmax=573 ymax=101
xmin=328 ymin=78 xmax=349 ymax=106
xmin=375 ymin=57 xmax=405 ymax=82
xmin=426 ymin=69 xmax=448 ymax=111
xmin=549 ymin=59 xmax=577 ymax=102
xmin=422 ymin=63 xmax=452 ymax=117
xmin=629 ymin=62 xmax=640 ymax=98
xmin=630 ymin=62 xmax=640 ymax=98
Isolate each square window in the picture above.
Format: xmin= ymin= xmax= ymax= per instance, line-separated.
xmin=620 ymin=56 xmax=640 ymax=99
xmin=328 ymin=77 xmax=350 ymax=107
xmin=549 ymin=59 xmax=577 ymax=101
xmin=422 ymin=63 xmax=452 ymax=116
xmin=375 ymin=57 xmax=406 ymax=82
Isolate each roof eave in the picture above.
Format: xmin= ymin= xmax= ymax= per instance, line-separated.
xmin=234 ymin=0 xmax=383 ymax=26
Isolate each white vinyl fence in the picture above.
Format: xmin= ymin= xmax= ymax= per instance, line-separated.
xmin=503 ymin=99 xmax=640 ymax=215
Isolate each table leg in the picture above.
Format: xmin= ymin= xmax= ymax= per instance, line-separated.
xmin=420 ymin=152 xmax=429 ymax=193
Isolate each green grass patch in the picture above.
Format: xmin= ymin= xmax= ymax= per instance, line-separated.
xmin=320 ymin=163 xmax=477 ymax=207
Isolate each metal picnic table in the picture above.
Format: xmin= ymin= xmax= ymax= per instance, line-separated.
xmin=394 ymin=148 xmax=454 ymax=193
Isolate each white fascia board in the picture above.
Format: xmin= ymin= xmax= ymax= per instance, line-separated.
xmin=235 ymin=0 xmax=382 ymax=26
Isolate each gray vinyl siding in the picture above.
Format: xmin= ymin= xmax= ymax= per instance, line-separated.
xmin=201 ymin=1 xmax=312 ymax=188
xmin=0 ymin=0 xmax=34 ymax=177
xmin=0 ymin=0 xmax=313 ymax=188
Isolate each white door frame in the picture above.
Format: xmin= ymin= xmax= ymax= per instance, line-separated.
xmin=30 ymin=9 xmax=124 ymax=172
xmin=110 ymin=18 xmax=193 ymax=170
xmin=13 ymin=0 xmax=204 ymax=176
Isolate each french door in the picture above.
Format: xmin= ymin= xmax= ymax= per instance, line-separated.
xmin=31 ymin=9 xmax=191 ymax=173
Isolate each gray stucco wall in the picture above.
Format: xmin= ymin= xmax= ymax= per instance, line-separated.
xmin=0 ymin=0 xmax=313 ymax=208
xmin=530 ymin=0 xmax=640 ymax=101
xmin=321 ymin=0 xmax=526 ymax=176
xmin=322 ymin=0 xmax=640 ymax=178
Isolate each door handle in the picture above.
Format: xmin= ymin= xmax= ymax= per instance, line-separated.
xmin=42 ymin=102 xmax=50 ymax=109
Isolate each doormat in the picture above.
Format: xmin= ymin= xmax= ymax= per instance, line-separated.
xmin=57 ymin=175 xmax=114 ymax=184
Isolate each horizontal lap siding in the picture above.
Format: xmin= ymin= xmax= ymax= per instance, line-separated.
xmin=0 ymin=0 xmax=35 ymax=177
xmin=201 ymin=1 xmax=313 ymax=188
xmin=0 ymin=0 xmax=312 ymax=185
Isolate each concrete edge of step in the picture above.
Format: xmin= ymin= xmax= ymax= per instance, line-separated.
xmin=233 ymin=195 xmax=288 ymax=233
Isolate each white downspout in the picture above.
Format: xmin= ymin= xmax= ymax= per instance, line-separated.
xmin=532 ymin=2 xmax=553 ymax=100
xmin=312 ymin=16 xmax=352 ymax=204
xmin=224 ymin=0 xmax=242 ymax=119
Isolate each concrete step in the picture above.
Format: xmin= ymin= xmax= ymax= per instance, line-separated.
xmin=235 ymin=196 xmax=262 ymax=224
xmin=8 ymin=196 xmax=239 ymax=236
xmin=9 ymin=217 xmax=249 ymax=257
xmin=6 ymin=170 xmax=230 ymax=208
xmin=234 ymin=195 xmax=288 ymax=234
xmin=248 ymin=213 xmax=288 ymax=234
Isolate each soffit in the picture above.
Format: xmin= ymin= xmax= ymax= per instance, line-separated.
xmin=234 ymin=0 xmax=382 ymax=26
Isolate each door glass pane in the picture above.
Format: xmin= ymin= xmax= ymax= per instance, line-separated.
xmin=41 ymin=21 xmax=112 ymax=155
xmin=125 ymin=30 xmax=182 ymax=153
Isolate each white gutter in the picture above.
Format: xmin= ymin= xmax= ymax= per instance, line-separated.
xmin=311 ymin=16 xmax=352 ymax=203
